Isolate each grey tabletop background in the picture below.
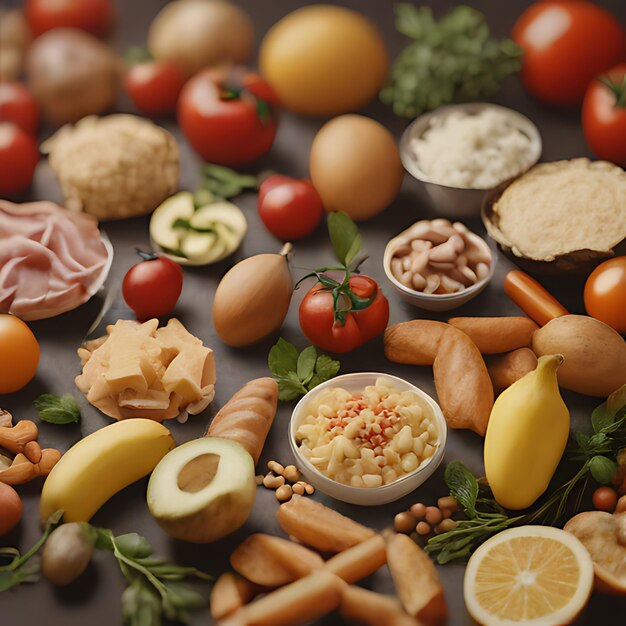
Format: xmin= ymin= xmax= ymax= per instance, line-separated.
xmin=3 ymin=0 xmax=626 ymax=624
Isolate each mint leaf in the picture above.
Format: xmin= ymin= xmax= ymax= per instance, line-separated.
xmin=296 ymin=346 xmax=317 ymax=385
xmin=276 ymin=375 xmax=307 ymax=402
xmin=34 ymin=393 xmax=81 ymax=425
xmin=313 ymin=354 xmax=340 ymax=384
xmin=327 ymin=211 xmax=361 ymax=267
xmin=268 ymin=338 xmax=300 ymax=378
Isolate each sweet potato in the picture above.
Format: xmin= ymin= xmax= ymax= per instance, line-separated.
xmin=211 ymin=573 xmax=261 ymax=620
xmin=276 ymin=495 xmax=374 ymax=553
xmin=386 ymin=534 xmax=447 ymax=625
xmin=384 ymin=320 xmax=448 ymax=366
xmin=487 ymin=348 xmax=538 ymax=395
xmin=230 ymin=533 xmax=323 ymax=586
xmin=433 ymin=327 xmax=493 ymax=436
xmin=339 ymin=585 xmax=419 ymax=626
xmin=223 ymin=571 xmax=345 ymax=626
xmin=447 ymin=316 xmax=538 ymax=354
xmin=325 ymin=534 xmax=387 ymax=583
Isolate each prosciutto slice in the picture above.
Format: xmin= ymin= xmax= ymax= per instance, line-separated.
xmin=0 ymin=200 xmax=112 ymax=320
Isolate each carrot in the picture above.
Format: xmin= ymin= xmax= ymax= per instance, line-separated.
xmin=504 ymin=270 xmax=568 ymax=327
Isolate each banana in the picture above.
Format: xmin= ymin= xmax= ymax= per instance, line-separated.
xmin=40 ymin=419 xmax=175 ymax=522
xmin=484 ymin=354 xmax=569 ymax=510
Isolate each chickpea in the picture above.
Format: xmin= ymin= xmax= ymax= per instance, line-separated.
xmin=283 ymin=465 xmax=300 ymax=482
xmin=424 ymin=506 xmax=443 ymax=526
xmin=409 ymin=502 xmax=426 ymax=519
xmin=394 ymin=511 xmax=416 ymax=534
xmin=437 ymin=496 xmax=458 ymax=512
xmin=304 ymin=483 xmax=315 ymax=495
xmin=275 ymin=484 xmax=293 ymax=502
xmin=415 ymin=521 xmax=431 ymax=536
xmin=292 ymin=482 xmax=305 ymax=496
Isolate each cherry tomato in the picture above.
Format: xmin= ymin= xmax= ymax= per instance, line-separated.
xmin=122 ymin=252 xmax=183 ymax=321
xmin=582 ymin=64 xmax=626 ymax=166
xmin=584 ymin=257 xmax=626 ymax=334
xmin=0 ymin=83 xmax=39 ymax=137
xmin=25 ymin=0 xmax=113 ymax=37
xmin=592 ymin=486 xmax=618 ymax=512
xmin=504 ymin=270 xmax=568 ymax=327
xmin=125 ymin=59 xmax=185 ymax=118
xmin=0 ymin=314 xmax=40 ymax=395
xmin=178 ymin=66 xmax=278 ymax=166
xmin=299 ymin=275 xmax=389 ymax=353
xmin=513 ymin=1 xmax=626 ymax=107
xmin=0 ymin=483 xmax=23 ymax=535
xmin=258 ymin=175 xmax=324 ymax=240
xmin=0 ymin=123 xmax=39 ymax=196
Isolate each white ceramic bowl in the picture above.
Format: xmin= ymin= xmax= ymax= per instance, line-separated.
xmin=382 ymin=226 xmax=496 ymax=312
xmin=399 ymin=102 xmax=542 ymax=219
xmin=289 ymin=373 xmax=447 ymax=506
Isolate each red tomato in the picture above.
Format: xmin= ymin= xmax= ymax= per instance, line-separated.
xmin=122 ymin=252 xmax=183 ymax=321
xmin=513 ymin=1 xmax=626 ymax=107
xmin=125 ymin=60 xmax=185 ymax=118
xmin=584 ymin=257 xmax=626 ymax=334
xmin=178 ymin=66 xmax=278 ymax=166
xmin=0 ymin=83 xmax=39 ymax=137
xmin=299 ymin=275 xmax=389 ymax=353
xmin=0 ymin=123 xmax=39 ymax=195
xmin=26 ymin=0 xmax=113 ymax=37
xmin=0 ymin=483 xmax=23 ymax=535
xmin=582 ymin=64 xmax=626 ymax=166
xmin=258 ymin=175 xmax=323 ymax=240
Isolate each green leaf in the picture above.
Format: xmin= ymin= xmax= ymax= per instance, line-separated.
xmin=201 ymin=164 xmax=258 ymax=199
xmin=93 ymin=527 xmax=115 ymax=551
xmin=445 ymin=462 xmax=479 ymax=517
xmin=589 ymin=455 xmax=618 ymax=484
xmin=115 ymin=533 xmax=153 ymax=559
xmin=163 ymin=581 xmax=206 ymax=610
xmin=327 ymin=212 xmax=361 ymax=268
xmin=276 ymin=373 xmax=307 ymax=402
xmin=268 ymin=338 xmax=300 ymax=378
xmin=122 ymin=581 xmax=161 ymax=626
xmin=313 ymin=354 xmax=340 ymax=384
xmin=34 ymin=393 xmax=81 ymax=425
xmin=296 ymin=346 xmax=317 ymax=385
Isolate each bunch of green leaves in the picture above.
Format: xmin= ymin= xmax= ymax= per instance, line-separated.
xmin=91 ymin=528 xmax=212 ymax=626
xmin=296 ymin=212 xmax=372 ymax=324
xmin=0 ymin=511 xmax=63 ymax=591
xmin=200 ymin=163 xmax=259 ymax=199
xmin=426 ymin=385 xmax=626 ymax=564
xmin=380 ymin=4 xmax=523 ymax=118
xmin=268 ymin=338 xmax=340 ymax=401
xmin=34 ymin=393 xmax=81 ymax=425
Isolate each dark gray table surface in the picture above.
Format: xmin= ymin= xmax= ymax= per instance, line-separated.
xmin=3 ymin=0 xmax=626 ymax=624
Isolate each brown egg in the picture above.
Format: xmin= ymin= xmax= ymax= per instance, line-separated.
xmin=310 ymin=114 xmax=404 ymax=221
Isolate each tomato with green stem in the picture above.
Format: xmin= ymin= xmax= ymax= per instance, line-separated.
xmin=122 ymin=250 xmax=183 ymax=321
xmin=298 ymin=212 xmax=389 ymax=353
xmin=582 ymin=64 xmax=626 ymax=166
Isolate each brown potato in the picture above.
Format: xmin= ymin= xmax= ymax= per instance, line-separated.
xmin=339 ymin=585 xmax=418 ymax=626
xmin=325 ymin=534 xmax=387 ymax=583
xmin=276 ymin=495 xmax=374 ymax=553
xmin=487 ymin=348 xmax=538 ymax=396
xmin=230 ymin=533 xmax=323 ymax=586
xmin=386 ymin=534 xmax=447 ymax=624
xmin=384 ymin=320 xmax=448 ymax=366
xmin=433 ymin=327 xmax=493 ymax=436
xmin=210 ymin=572 xmax=261 ymax=620
xmin=532 ymin=315 xmax=626 ymax=397
xmin=448 ymin=316 xmax=538 ymax=354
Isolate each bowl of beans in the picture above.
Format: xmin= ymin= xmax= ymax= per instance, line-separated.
xmin=383 ymin=218 xmax=496 ymax=312
xmin=289 ymin=373 xmax=447 ymax=505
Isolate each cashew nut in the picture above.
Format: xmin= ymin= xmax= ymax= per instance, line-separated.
xmin=0 ymin=419 xmax=39 ymax=454
xmin=0 ymin=448 xmax=62 ymax=485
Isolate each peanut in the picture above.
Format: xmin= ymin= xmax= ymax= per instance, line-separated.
xmin=415 ymin=521 xmax=431 ymax=536
xmin=283 ymin=465 xmax=300 ymax=482
xmin=292 ymin=481 xmax=306 ymax=496
xmin=267 ymin=460 xmax=284 ymax=475
xmin=424 ymin=506 xmax=442 ymax=526
xmin=409 ymin=503 xmax=426 ymax=519
xmin=275 ymin=484 xmax=293 ymax=502
xmin=394 ymin=512 xmax=415 ymax=534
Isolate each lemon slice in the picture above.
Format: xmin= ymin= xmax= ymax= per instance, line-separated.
xmin=464 ymin=526 xmax=594 ymax=625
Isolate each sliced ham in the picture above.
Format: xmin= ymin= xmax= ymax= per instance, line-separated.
xmin=0 ymin=200 xmax=112 ymax=320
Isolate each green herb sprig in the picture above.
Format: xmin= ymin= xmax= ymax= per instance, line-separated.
xmin=381 ymin=4 xmax=523 ymax=118
xmin=200 ymin=163 xmax=259 ymax=200
xmin=34 ymin=393 xmax=81 ymax=425
xmin=268 ymin=338 xmax=340 ymax=402
xmin=426 ymin=385 xmax=626 ymax=564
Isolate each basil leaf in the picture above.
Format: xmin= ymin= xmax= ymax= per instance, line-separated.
xmin=115 ymin=533 xmax=153 ymax=559
xmin=327 ymin=211 xmax=361 ymax=267
xmin=445 ymin=462 xmax=479 ymax=517
xmin=314 ymin=354 xmax=340 ymax=384
xmin=268 ymin=338 xmax=300 ymax=378
xmin=296 ymin=346 xmax=317 ymax=385
xmin=589 ymin=455 xmax=617 ymax=484
xmin=34 ymin=393 xmax=81 ymax=425
xmin=276 ymin=373 xmax=307 ymax=402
